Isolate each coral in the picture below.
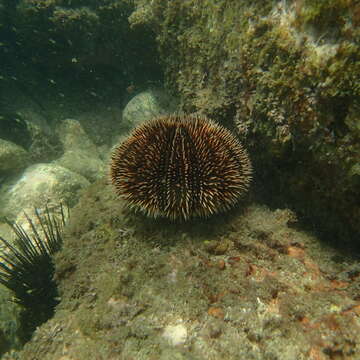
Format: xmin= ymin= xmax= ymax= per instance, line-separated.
xmin=110 ymin=114 xmax=252 ymax=220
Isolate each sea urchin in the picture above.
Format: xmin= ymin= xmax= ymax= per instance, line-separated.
xmin=111 ymin=114 xmax=252 ymax=220
xmin=0 ymin=205 xmax=67 ymax=344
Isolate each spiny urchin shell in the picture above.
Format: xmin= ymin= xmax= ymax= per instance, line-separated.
xmin=110 ymin=114 xmax=252 ymax=220
xmin=0 ymin=204 xmax=67 ymax=343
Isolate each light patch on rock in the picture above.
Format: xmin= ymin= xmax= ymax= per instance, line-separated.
xmin=270 ymin=1 xmax=339 ymax=67
xmin=163 ymin=323 xmax=188 ymax=346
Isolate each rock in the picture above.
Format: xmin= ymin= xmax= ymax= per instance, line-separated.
xmin=0 ymin=139 xmax=29 ymax=173
xmin=26 ymin=120 xmax=62 ymax=164
xmin=54 ymin=119 xmax=105 ymax=182
xmin=54 ymin=150 xmax=105 ymax=183
xmin=56 ymin=118 xmax=98 ymax=153
xmin=122 ymin=88 xmax=178 ymax=130
xmin=0 ymin=163 xmax=90 ymax=220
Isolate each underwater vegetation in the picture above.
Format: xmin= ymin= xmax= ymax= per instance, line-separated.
xmin=0 ymin=205 xmax=67 ymax=344
xmin=111 ymin=114 xmax=252 ymax=220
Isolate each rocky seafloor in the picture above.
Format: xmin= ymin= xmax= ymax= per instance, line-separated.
xmin=2 ymin=177 xmax=360 ymax=360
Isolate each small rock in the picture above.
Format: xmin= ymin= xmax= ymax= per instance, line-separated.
xmin=217 ymin=259 xmax=226 ymax=270
xmin=204 ymin=239 xmax=230 ymax=255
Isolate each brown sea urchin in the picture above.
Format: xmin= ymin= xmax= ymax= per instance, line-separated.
xmin=111 ymin=114 xmax=252 ymax=220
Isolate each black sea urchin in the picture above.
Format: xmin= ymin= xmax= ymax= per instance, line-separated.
xmin=111 ymin=114 xmax=252 ymax=220
xmin=0 ymin=205 xmax=67 ymax=343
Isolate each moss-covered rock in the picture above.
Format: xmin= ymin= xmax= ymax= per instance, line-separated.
xmin=130 ymin=0 xmax=360 ymax=242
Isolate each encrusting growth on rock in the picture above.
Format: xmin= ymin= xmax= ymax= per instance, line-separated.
xmin=111 ymin=114 xmax=252 ymax=220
